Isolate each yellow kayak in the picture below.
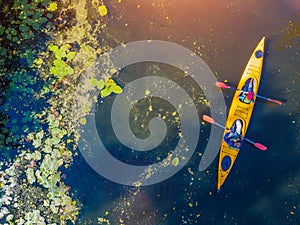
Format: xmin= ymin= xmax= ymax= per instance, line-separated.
xmin=217 ymin=37 xmax=266 ymax=191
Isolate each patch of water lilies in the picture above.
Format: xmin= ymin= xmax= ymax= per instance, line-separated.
xmin=9 ymin=0 xmax=53 ymax=41
xmin=0 ymin=152 xmax=78 ymax=224
xmin=0 ymin=0 xmax=80 ymax=224
xmin=49 ymin=43 xmax=76 ymax=80
xmin=1 ymin=0 xmax=123 ymax=224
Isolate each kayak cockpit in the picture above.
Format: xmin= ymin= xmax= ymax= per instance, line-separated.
xmin=223 ymin=119 xmax=244 ymax=150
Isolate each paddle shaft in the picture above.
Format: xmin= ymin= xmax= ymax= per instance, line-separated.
xmin=224 ymin=85 xmax=282 ymax=105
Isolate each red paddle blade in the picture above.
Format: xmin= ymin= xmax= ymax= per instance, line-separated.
xmin=253 ymin=142 xmax=267 ymax=151
xmin=202 ymin=115 xmax=215 ymax=124
xmin=269 ymin=99 xmax=283 ymax=105
xmin=215 ymin=82 xmax=230 ymax=89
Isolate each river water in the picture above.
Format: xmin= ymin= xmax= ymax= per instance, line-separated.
xmin=67 ymin=0 xmax=300 ymax=224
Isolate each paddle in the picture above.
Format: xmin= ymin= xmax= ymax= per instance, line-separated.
xmin=202 ymin=115 xmax=267 ymax=151
xmin=215 ymin=82 xmax=283 ymax=105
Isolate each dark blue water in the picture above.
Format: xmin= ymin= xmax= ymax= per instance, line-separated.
xmin=66 ymin=1 xmax=300 ymax=224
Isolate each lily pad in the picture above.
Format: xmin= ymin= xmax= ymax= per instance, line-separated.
xmin=66 ymin=51 xmax=76 ymax=61
xmin=80 ymin=117 xmax=86 ymax=125
xmin=89 ymin=77 xmax=99 ymax=86
xmin=98 ymin=5 xmax=108 ymax=16
xmin=26 ymin=168 xmax=36 ymax=184
xmin=101 ymin=88 xmax=112 ymax=98
xmin=89 ymin=78 xmax=105 ymax=90
xmin=54 ymin=48 xmax=67 ymax=59
xmin=47 ymin=2 xmax=58 ymax=12
xmin=32 ymin=138 xmax=42 ymax=148
xmin=172 ymin=157 xmax=179 ymax=166
xmin=112 ymin=85 xmax=123 ymax=94
xmin=25 ymin=151 xmax=41 ymax=160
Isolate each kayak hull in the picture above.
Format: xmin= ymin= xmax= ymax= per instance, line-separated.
xmin=217 ymin=37 xmax=266 ymax=191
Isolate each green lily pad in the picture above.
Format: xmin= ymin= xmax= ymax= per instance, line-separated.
xmin=50 ymin=59 xmax=74 ymax=79
xmin=34 ymin=58 xmax=43 ymax=65
xmin=50 ymin=136 xmax=61 ymax=145
xmin=89 ymin=78 xmax=98 ymax=86
xmin=101 ymin=87 xmax=112 ymax=98
xmin=36 ymin=130 xmax=44 ymax=140
xmin=48 ymin=44 xmax=59 ymax=52
xmin=21 ymin=31 xmax=35 ymax=39
xmin=24 ymin=210 xmax=46 ymax=224
xmin=54 ymin=48 xmax=67 ymax=59
xmin=50 ymin=127 xmax=61 ymax=135
xmin=97 ymin=79 xmax=105 ymax=90
xmin=172 ymin=156 xmax=179 ymax=166
xmin=89 ymin=78 xmax=105 ymax=90
xmin=112 ymin=85 xmax=122 ymax=94
xmin=49 ymin=120 xmax=59 ymax=129
xmin=25 ymin=151 xmax=41 ymax=160
xmin=53 ymin=59 xmax=65 ymax=68
xmin=32 ymin=139 xmax=42 ymax=148
xmin=80 ymin=117 xmax=86 ymax=125
xmin=42 ymin=144 xmax=52 ymax=153
xmin=26 ymin=168 xmax=36 ymax=184
xmin=66 ymin=51 xmax=76 ymax=61
xmin=31 ymin=21 xmax=41 ymax=31
xmin=43 ymin=199 xmax=50 ymax=207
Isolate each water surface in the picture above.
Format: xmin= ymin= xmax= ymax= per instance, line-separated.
xmin=69 ymin=0 xmax=300 ymax=224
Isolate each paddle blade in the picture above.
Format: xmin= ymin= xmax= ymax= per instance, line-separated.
xmin=215 ymin=82 xmax=230 ymax=89
xmin=202 ymin=115 xmax=215 ymax=124
xmin=269 ymin=98 xmax=283 ymax=105
xmin=253 ymin=142 xmax=267 ymax=151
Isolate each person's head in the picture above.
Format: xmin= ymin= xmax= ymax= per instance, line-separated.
xmin=234 ymin=140 xmax=241 ymax=148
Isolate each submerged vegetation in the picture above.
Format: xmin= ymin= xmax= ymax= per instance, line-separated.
xmin=0 ymin=0 xmax=120 ymax=224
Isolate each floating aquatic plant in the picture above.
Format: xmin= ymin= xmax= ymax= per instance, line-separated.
xmin=98 ymin=5 xmax=108 ymax=16
xmin=24 ymin=210 xmax=46 ymax=225
xmin=47 ymin=2 xmax=58 ymax=12
xmin=172 ymin=156 xmax=180 ymax=167
xmin=20 ymin=49 xmax=36 ymax=66
xmin=50 ymin=59 xmax=74 ymax=79
xmin=89 ymin=78 xmax=122 ymax=98
xmin=90 ymin=77 xmax=105 ymax=90
xmin=101 ymin=78 xmax=123 ymax=97
xmin=49 ymin=44 xmax=76 ymax=80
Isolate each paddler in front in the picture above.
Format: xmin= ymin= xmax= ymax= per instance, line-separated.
xmin=239 ymin=78 xmax=255 ymax=104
